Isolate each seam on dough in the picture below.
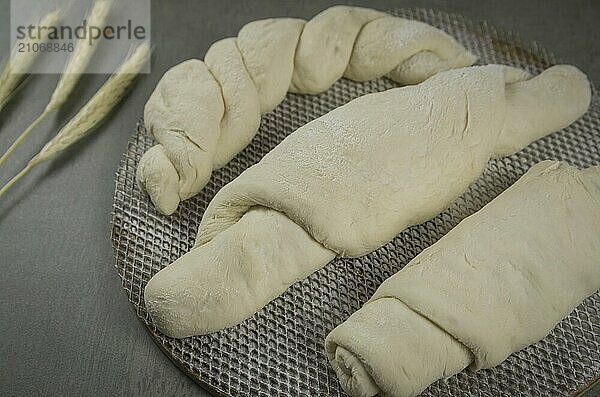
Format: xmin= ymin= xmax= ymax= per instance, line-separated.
xmin=427 ymin=101 xmax=435 ymax=121
xmin=169 ymin=128 xmax=200 ymax=192
xmin=235 ymin=37 xmax=263 ymax=110
xmin=326 ymin=340 xmax=382 ymax=396
xmin=213 ymin=40 xmax=261 ymax=164
xmin=183 ymin=151 xmax=198 ymax=189
xmin=151 ymin=141 xmax=183 ymax=185
xmin=290 ymin=20 xmax=307 ymax=78
xmin=201 ymin=203 xmax=335 ymax=259
xmin=345 ymin=14 xmax=389 ymax=77
xmin=375 ymin=294 xmax=476 ymax=364
xmin=462 ymin=253 xmax=478 ymax=270
xmin=170 ymin=128 xmax=207 ymax=152
xmin=461 ymin=92 xmax=471 ymax=140
xmin=245 ymin=205 xmax=334 ymax=257
xmin=233 ymin=38 xmax=261 ymax=105
xmin=205 ymin=64 xmax=229 ymax=128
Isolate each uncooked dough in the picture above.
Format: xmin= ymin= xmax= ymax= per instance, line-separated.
xmin=144 ymin=64 xmax=591 ymax=338
xmin=137 ymin=5 xmax=477 ymax=214
xmin=325 ymin=161 xmax=600 ymax=397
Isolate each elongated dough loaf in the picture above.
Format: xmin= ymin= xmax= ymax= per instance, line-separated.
xmin=195 ymin=65 xmax=589 ymax=256
xmin=144 ymin=64 xmax=591 ymax=338
xmin=325 ymin=161 xmax=600 ymax=397
xmin=137 ymin=6 xmax=477 ymax=215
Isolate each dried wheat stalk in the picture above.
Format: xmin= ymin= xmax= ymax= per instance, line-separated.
xmin=0 ymin=42 xmax=150 ymax=199
xmin=0 ymin=0 xmax=112 ymax=167
xmin=47 ymin=0 xmax=113 ymax=112
xmin=0 ymin=10 xmax=60 ymax=112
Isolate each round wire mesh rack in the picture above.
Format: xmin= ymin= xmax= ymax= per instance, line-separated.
xmin=111 ymin=8 xmax=600 ymax=397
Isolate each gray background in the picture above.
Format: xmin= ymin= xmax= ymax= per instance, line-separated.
xmin=0 ymin=0 xmax=598 ymax=396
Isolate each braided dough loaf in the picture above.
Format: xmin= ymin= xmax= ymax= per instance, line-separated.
xmin=137 ymin=6 xmax=477 ymax=214
xmin=325 ymin=161 xmax=600 ymax=397
xmin=143 ymin=64 xmax=591 ymax=338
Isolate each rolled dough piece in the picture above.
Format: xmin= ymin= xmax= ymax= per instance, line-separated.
xmin=138 ymin=6 xmax=477 ymax=215
xmin=325 ymin=161 xmax=600 ymax=397
xmin=144 ymin=65 xmax=591 ymax=337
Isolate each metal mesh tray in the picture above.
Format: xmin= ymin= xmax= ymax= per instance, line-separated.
xmin=111 ymin=8 xmax=600 ymax=397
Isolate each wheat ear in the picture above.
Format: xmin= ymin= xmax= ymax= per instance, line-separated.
xmin=0 ymin=10 xmax=60 ymax=112
xmin=0 ymin=0 xmax=112 ymax=167
xmin=47 ymin=0 xmax=113 ymax=112
xmin=0 ymin=42 xmax=150 ymax=199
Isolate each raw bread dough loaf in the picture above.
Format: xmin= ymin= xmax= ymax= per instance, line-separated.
xmin=137 ymin=6 xmax=477 ymax=214
xmin=144 ymin=64 xmax=591 ymax=338
xmin=195 ymin=65 xmax=589 ymax=256
xmin=325 ymin=161 xmax=600 ymax=397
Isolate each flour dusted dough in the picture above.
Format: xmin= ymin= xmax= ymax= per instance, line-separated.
xmin=325 ymin=161 xmax=600 ymax=397
xmin=138 ymin=60 xmax=224 ymax=202
xmin=237 ymin=18 xmax=305 ymax=113
xmin=144 ymin=64 xmax=591 ymax=338
xmin=290 ymin=7 xmax=385 ymax=94
xmin=138 ymin=6 xmax=477 ymax=214
xmin=344 ymin=16 xmax=476 ymax=83
xmin=204 ymin=38 xmax=261 ymax=169
xmin=195 ymin=65 xmax=589 ymax=256
xmin=145 ymin=207 xmax=335 ymax=337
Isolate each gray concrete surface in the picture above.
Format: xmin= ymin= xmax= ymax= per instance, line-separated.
xmin=1 ymin=0 xmax=599 ymax=396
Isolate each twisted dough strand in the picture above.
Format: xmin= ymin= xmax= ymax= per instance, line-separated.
xmin=137 ymin=6 xmax=476 ymax=215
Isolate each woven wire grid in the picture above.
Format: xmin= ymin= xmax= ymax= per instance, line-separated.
xmin=111 ymin=8 xmax=600 ymax=397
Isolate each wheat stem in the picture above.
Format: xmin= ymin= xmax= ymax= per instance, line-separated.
xmin=0 ymin=110 xmax=49 ymax=167
xmin=0 ymin=161 xmax=35 ymax=199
